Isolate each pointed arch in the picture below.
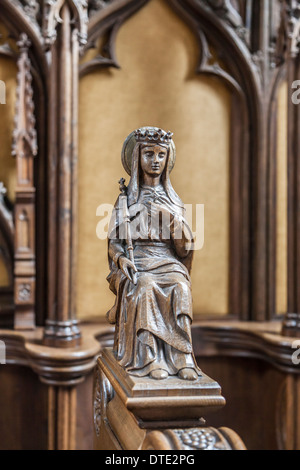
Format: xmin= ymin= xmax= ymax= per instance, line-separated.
xmin=78 ymin=0 xmax=255 ymax=319
xmin=0 ymin=2 xmax=49 ymax=327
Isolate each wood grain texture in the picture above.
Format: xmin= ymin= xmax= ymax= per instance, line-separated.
xmin=0 ymin=0 xmax=300 ymax=452
xmin=95 ymin=347 xmax=245 ymax=450
xmin=98 ymin=348 xmax=225 ymax=425
xmin=0 ymin=320 xmax=299 ymax=449
xmin=0 ymin=0 xmax=293 ymax=330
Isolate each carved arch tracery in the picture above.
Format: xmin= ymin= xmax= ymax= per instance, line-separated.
xmin=0 ymin=0 xmax=294 ymax=337
xmin=80 ymin=0 xmax=287 ymax=321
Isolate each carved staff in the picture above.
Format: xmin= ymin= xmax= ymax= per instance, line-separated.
xmin=118 ymin=178 xmax=137 ymax=285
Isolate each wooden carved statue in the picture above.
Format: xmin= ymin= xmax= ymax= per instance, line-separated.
xmin=106 ymin=127 xmax=201 ymax=381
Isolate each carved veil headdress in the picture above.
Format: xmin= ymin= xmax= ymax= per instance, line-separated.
xmin=122 ymin=127 xmax=184 ymax=212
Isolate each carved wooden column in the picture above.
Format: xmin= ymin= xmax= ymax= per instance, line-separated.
xmin=281 ymin=0 xmax=300 ymax=337
xmin=43 ymin=1 xmax=88 ymax=347
xmin=48 ymin=386 xmax=77 ymax=450
xmin=12 ymin=33 xmax=37 ymax=330
xmin=284 ymin=374 xmax=300 ymax=449
xmin=247 ymin=0 xmax=286 ymax=321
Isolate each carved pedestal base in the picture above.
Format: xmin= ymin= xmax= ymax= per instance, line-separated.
xmin=93 ymin=348 xmax=246 ymax=450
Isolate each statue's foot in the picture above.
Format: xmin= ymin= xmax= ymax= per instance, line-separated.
xmin=178 ymin=368 xmax=198 ymax=381
xmin=150 ymin=369 xmax=169 ymax=380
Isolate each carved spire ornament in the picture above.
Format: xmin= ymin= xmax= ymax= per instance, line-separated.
xmin=23 ymin=0 xmax=40 ymax=21
xmin=43 ymin=0 xmax=89 ymax=48
xmin=283 ymin=0 xmax=300 ymax=57
xmin=12 ymin=34 xmax=38 ymax=161
xmin=12 ymin=33 xmax=37 ymax=330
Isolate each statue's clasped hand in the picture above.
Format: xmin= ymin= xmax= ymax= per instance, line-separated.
xmin=119 ymin=256 xmax=138 ymax=284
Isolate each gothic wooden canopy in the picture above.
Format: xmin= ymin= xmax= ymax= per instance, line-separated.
xmin=0 ymin=0 xmax=299 ymax=344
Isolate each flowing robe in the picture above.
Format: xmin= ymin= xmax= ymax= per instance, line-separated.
xmin=107 ymin=184 xmax=200 ymax=377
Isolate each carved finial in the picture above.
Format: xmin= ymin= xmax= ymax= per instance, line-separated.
xmin=278 ymin=0 xmax=300 ymax=58
xmin=24 ymin=0 xmax=40 ymax=21
xmin=12 ymin=33 xmax=38 ymax=160
xmin=17 ymin=33 xmax=31 ymax=52
xmin=43 ymin=0 xmax=89 ymax=49
xmin=118 ymin=178 xmax=127 ymax=195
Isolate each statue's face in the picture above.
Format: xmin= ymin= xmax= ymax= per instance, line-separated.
xmin=140 ymin=144 xmax=168 ymax=178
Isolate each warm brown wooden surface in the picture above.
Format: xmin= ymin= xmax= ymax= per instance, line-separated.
xmin=196 ymin=356 xmax=285 ymax=450
xmin=95 ymin=347 xmax=246 ymax=450
xmin=0 ymin=0 xmax=300 ymax=451
xmin=0 ymin=322 xmax=106 ymax=450
xmin=98 ymin=348 xmax=225 ymax=426
xmin=0 ymin=320 xmax=298 ymax=449
xmin=0 ymin=365 xmax=48 ymax=450
xmin=13 ymin=33 xmax=38 ymax=331
xmin=0 ymin=0 xmax=294 ymax=330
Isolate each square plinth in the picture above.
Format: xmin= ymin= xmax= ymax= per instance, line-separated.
xmin=98 ymin=348 xmax=226 ymax=428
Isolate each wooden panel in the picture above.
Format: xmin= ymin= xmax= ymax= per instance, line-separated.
xmin=195 ymin=356 xmax=286 ymax=451
xmin=0 ymin=365 xmax=48 ymax=450
xmin=78 ymin=0 xmax=230 ymax=319
xmin=276 ymin=81 xmax=288 ymax=315
xmin=76 ymin=371 xmax=94 ymax=450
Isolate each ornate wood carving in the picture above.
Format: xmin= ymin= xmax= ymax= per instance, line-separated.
xmin=188 ymin=0 xmax=285 ymax=321
xmin=93 ymin=367 xmax=114 ymax=438
xmin=80 ymin=0 xmax=287 ymax=323
xmin=3 ymin=0 xmax=42 ymax=42
xmin=95 ymin=350 xmax=246 ymax=450
xmin=0 ymin=320 xmax=299 ymax=450
xmin=80 ymin=0 xmax=149 ymax=75
xmin=12 ymin=33 xmax=37 ymax=330
xmin=98 ymin=349 xmax=225 ymax=428
xmin=281 ymin=0 xmax=300 ymax=338
xmin=42 ymin=0 xmax=89 ymax=48
xmin=43 ymin=0 xmax=89 ymax=346
xmin=0 ymin=0 xmax=295 ymax=333
xmin=23 ymin=0 xmax=40 ymax=22
xmin=142 ymin=427 xmax=246 ymax=450
xmin=0 ymin=0 xmax=299 ymax=452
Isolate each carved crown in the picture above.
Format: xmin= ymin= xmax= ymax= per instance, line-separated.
xmin=134 ymin=128 xmax=173 ymax=145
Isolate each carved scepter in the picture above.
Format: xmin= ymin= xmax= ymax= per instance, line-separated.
xmin=118 ymin=178 xmax=137 ymax=284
